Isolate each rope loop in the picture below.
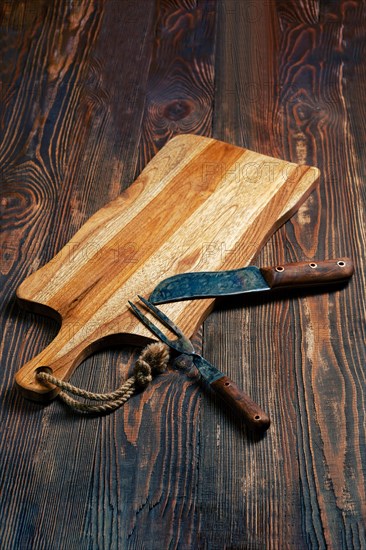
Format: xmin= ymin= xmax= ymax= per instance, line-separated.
xmin=36 ymin=343 xmax=169 ymax=414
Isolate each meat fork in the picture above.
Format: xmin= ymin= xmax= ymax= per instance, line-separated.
xmin=129 ymin=296 xmax=270 ymax=432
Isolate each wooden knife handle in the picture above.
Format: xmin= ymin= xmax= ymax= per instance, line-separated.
xmin=210 ymin=375 xmax=270 ymax=432
xmin=260 ymin=258 xmax=354 ymax=289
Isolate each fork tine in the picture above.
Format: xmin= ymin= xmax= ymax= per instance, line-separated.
xmin=128 ymin=300 xmax=171 ymax=346
xmin=137 ymin=295 xmax=185 ymax=338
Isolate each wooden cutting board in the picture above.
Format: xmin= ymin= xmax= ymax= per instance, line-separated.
xmin=15 ymin=135 xmax=320 ymax=401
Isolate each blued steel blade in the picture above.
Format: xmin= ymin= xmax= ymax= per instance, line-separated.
xmin=149 ymin=266 xmax=270 ymax=304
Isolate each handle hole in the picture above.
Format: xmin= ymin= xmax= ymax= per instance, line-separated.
xmin=35 ymin=366 xmax=53 ymax=376
xmin=337 ymin=261 xmax=346 ymax=267
xmin=309 ymin=262 xmax=317 ymax=269
xmin=275 ymin=266 xmax=284 ymax=272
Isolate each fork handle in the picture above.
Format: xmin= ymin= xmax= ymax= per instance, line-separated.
xmin=210 ymin=375 xmax=270 ymax=432
xmin=193 ymin=355 xmax=270 ymax=431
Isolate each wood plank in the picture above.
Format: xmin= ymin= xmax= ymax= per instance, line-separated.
xmin=198 ymin=1 xmax=366 ymax=548
xmin=120 ymin=2 xmax=219 ymax=545
xmin=137 ymin=0 xmax=217 ymax=167
xmin=0 ymin=1 xmax=157 ymax=548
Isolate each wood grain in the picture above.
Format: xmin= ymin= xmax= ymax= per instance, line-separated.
xmin=1 ymin=0 xmax=365 ymax=549
xmin=138 ymin=0 xmax=217 ymax=167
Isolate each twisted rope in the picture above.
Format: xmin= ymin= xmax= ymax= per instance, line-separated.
xmin=36 ymin=343 xmax=169 ymax=414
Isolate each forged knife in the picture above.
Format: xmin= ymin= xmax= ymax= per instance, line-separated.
xmin=149 ymin=258 xmax=354 ymax=304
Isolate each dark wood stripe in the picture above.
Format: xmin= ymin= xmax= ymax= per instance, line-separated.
xmin=137 ymin=0 xmax=217 ymax=169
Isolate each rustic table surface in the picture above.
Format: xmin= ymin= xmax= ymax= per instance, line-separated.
xmin=1 ymin=1 xmax=365 ymax=549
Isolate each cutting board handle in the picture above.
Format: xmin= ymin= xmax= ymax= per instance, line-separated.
xmin=15 ymin=328 xmax=81 ymax=401
xmin=14 ymin=322 xmax=153 ymax=402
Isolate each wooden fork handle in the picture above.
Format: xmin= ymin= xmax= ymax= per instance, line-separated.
xmin=210 ymin=375 xmax=270 ymax=432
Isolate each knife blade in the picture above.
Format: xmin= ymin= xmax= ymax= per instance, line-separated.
xmin=149 ymin=258 xmax=354 ymax=304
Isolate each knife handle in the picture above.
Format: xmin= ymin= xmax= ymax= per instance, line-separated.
xmin=210 ymin=375 xmax=270 ymax=431
xmin=260 ymin=258 xmax=354 ymax=289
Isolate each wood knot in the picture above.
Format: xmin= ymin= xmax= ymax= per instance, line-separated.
xmin=163 ymin=100 xmax=192 ymax=121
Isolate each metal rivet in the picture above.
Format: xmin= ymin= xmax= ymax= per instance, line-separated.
xmin=275 ymin=266 xmax=285 ymax=272
xmin=309 ymin=262 xmax=317 ymax=269
xmin=337 ymin=261 xmax=345 ymax=267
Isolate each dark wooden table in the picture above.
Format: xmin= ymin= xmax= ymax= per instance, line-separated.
xmin=1 ymin=1 xmax=365 ymax=548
